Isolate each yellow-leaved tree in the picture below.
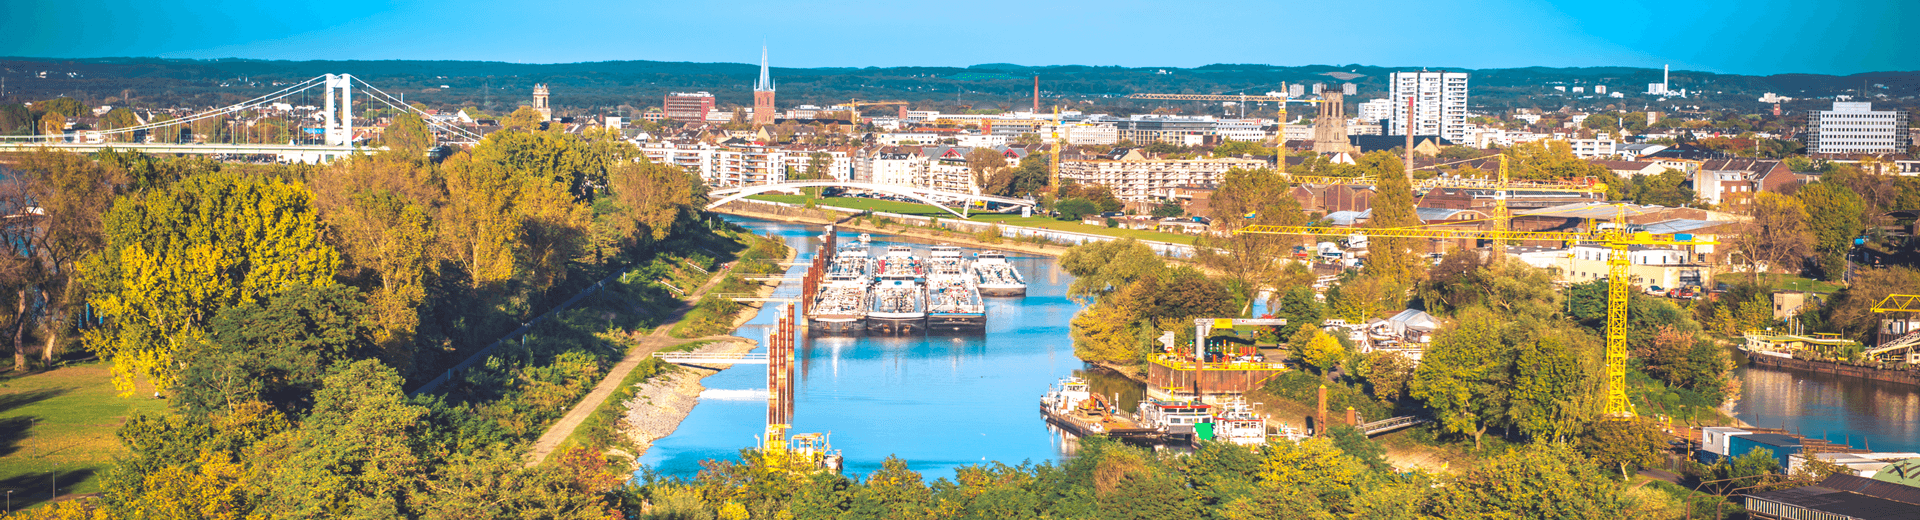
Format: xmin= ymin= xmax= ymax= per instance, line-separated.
xmin=83 ymin=173 xmax=339 ymax=394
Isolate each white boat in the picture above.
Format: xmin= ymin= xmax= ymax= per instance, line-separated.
xmin=1135 ymin=399 xmax=1213 ymax=446
xmin=1041 ymin=376 xmax=1095 ymax=415
xmin=1213 ymin=398 xmax=1268 ymax=446
xmin=809 ymin=244 xmax=873 ymax=333
xmin=926 ymin=245 xmax=986 ymax=330
xmin=971 ymin=251 xmax=1027 ymax=297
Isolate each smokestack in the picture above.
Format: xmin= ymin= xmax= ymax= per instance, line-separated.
xmin=1663 ymin=64 xmax=1670 ymax=89
xmin=1032 ymin=76 xmax=1039 ymax=114
xmin=1405 ymin=96 xmax=1416 ymax=181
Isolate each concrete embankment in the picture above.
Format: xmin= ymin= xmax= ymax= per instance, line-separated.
xmin=618 ymin=339 xmax=758 ymax=461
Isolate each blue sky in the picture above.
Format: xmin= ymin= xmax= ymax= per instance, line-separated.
xmin=2 ymin=0 xmax=1912 ymax=75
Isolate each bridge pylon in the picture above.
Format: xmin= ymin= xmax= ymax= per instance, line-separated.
xmin=323 ymin=74 xmax=354 ymax=146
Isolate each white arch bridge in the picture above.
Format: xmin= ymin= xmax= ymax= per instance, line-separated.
xmin=705 ymin=181 xmax=1035 ymax=219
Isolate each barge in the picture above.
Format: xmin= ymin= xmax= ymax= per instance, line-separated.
xmin=1040 ymin=376 xmax=1165 ymax=444
xmin=972 ymin=251 xmax=1028 ymax=297
xmin=868 ymin=245 xmax=926 ymax=334
xmin=926 ymin=245 xmax=987 ymax=330
xmin=807 ymin=244 xmax=872 ymax=333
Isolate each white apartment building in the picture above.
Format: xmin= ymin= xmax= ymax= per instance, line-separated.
xmin=1567 ymin=139 xmax=1617 ymax=160
xmin=1282 ymin=124 xmax=1313 ymax=141
xmin=639 ymin=142 xmax=790 ymax=187
xmin=867 ymin=150 xmax=927 ymax=186
xmin=1050 ymin=122 xmax=1119 ymax=145
xmin=1389 ymin=71 xmax=1470 ymax=143
xmin=778 ymin=148 xmax=853 ymax=181
xmin=954 ymin=134 xmax=1009 ymax=148
xmin=1058 ymin=155 xmax=1267 ymax=201
xmin=1810 ymin=102 xmax=1910 ymax=154
xmin=1357 ymin=99 xmax=1393 ymax=123
xmin=877 ymin=133 xmax=941 ymax=145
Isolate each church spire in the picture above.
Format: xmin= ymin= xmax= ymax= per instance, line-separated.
xmin=755 ymin=45 xmax=774 ymax=92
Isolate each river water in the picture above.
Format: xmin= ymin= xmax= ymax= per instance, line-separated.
xmin=638 ymin=217 xmax=1920 ymax=482
xmin=638 ymin=217 xmax=1128 ymax=481
xmin=1733 ymin=355 xmax=1920 ymax=453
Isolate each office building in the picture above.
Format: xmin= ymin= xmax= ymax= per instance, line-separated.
xmin=1810 ymin=102 xmax=1910 ymax=154
xmin=1388 ymin=71 xmax=1470 ymax=143
xmin=664 ymin=92 xmax=716 ymax=122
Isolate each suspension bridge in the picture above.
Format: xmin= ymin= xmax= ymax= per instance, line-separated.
xmin=0 ymin=74 xmax=484 ymax=163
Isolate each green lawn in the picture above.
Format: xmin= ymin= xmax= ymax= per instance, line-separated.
xmin=1712 ymin=272 xmax=1842 ymax=293
xmin=0 ymin=363 xmax=165 ymax=507
xmin=745 ymin=195 xmax=1201 ymax=245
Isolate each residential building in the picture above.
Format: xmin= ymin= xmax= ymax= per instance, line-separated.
xmin=777 ymin=146 xmax=852 ymax=181
xmin=638 ymin=141 xmax=789 ymax=187
xmin=1388 ymin=71 xmax=1470 ymax=143
xmin=1567 ymin=138 xmax=1616 ymax=159
xmin=1810 ymin=101 xmax=1910 ymax=154
xmin=1053 ymin=122 xmax=1119 ymax=145
xmin=1745 ymin=473 xmax=1920 ymax=520
xmin=663 ymin=92 xmax=716 ymax=122
xmin=1059 ymin=151 xmax=1266 ymax=201
xmin=1357 ymin=98 xmax=1393 ymax=124
xmin=1213 ymin=119 xmax=1271 ymax=142
xmin=1693 ymin=159 xmax=1797 ymax=208
xmin=1282 ymin=124 xmax=1314 ymax=142
xmin=1342 ymin=83 xmax=1357 ymax=96
xmin=867 ymin=146 xmax=928 ymax=186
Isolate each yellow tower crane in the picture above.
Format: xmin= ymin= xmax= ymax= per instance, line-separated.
xmin=1124 ymin=91 xmax=1321 ymax=124
xmin=1236 ymin=205 xmax=1715 ymax=417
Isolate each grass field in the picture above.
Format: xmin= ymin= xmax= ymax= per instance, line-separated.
xmin=1712 ymin=272 xmax=1842 ymax=293
xmin=745 ymin=195 xmax=1202 ymax=245
xmin=0 ymin=363 xmax=164 ymax=508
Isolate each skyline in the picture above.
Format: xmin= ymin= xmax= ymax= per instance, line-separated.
xmin=1 ymin=0 xmax=1915 ymax=77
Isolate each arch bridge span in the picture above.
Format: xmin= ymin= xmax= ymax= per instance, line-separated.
xmin=705 ymin=181 xmax=1034 ymax=219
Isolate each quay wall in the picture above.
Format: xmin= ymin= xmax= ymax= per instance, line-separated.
xmin=1747 ymin=355 xmax=1920 ymax=386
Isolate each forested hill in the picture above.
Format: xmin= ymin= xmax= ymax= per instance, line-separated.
xmin=3 ymin=56 xmax=1916 ymax=115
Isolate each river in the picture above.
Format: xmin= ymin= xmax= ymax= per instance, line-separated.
xmin=1733 ymin=354 xmax=1920 ymax=453
xmin=638 ymin=217 xmax=1132 ymax=481
xmin=639 ymin=217 xmax=1920 ymax=482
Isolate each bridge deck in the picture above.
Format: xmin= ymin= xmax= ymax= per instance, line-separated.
xmin=653 ymin=352 xmax=770 ymax=365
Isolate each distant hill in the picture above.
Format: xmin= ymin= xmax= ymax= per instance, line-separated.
xmin=3 ymin=56 xmax=1914 ymax=117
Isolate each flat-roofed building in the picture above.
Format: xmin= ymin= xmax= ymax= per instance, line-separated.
xmin=1811 ymin=101 xmax=1910 ymax=154
xmin=1060 ymin=150 xmax=1265 ymax=201
xmin=664 ymin=92 xmax=716 ymax=122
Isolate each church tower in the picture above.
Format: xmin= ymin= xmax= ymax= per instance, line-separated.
xmin=752 ymin=46 xmax=776 ymax=127
xmin=532 ymin=84 xmax=552 ymax=122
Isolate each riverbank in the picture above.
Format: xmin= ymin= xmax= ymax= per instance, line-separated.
xmin=714 ymin=200 xmax=1074 ymax=258
xmin=617 ymin=339 xmax=758 ymax=465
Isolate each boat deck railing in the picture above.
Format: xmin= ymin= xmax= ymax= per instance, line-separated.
xmin=1146 ymin=354 xmax=1287 ymax=371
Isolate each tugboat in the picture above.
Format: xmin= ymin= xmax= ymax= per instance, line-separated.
xmin=1212 ymin=398 xmax=1269 ymax=446
xmin=1136 ymin=398 xmax=1214 ymax=447
xmin=971 ymin=251 xmax=1027 ymax=297
xmin=868 ymin=245 xmax=925 ymax=334
xmin=925 ymin=245 xmax=986 ymax=330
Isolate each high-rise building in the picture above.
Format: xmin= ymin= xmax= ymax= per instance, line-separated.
xmin=664 ymin=92 xmax=716 ymax=122
xmin=1810 ymin=102 xmax=1910 ymax=155
xmin=753 ymin=46 xmax=776 ymax=127
xmin=1287 ymin=84 xmax=1306 ymax=98
xmin=1342 ymin=83 xmax=1357 ymax=96
xmin=532 ymin=84 xmax=552 ymax=121
xmin=1388 ymin=71 xmax=1469 ymax=143
xmin=1357 ymin=98 xmax=1393 ymax=124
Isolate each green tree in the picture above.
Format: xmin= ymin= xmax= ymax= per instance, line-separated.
xmin=1577 ymin=419 xmax=1667 ymax=479
xmin=1194 ymin=167 xmax=1304 ymax=306
xmin=253 ymin=360 xmax=432 ymax=518
xmin=1630 ymin=169 xmax=1697 ymax=207
xmin=1356 ymin=351 xmax=1416 ymax=402
xmin=83 ymin=172 xmax=340 ymax=394
xmin=1731 ymin=192 xmax=1811 ymax=278
xmin=1507 ymin=336 xmax=1587 ymax=442
xmin=99 ymin=107 xmax=139 ymax=142
xmin=36 ymin=97 xmax=85 ymax=118
xmin=382 ymin=113 xmax=435 ymax=158
xmin=1361 ymin=152 xmax=1422 ymax=288
xmin=1296 ymin=329 xmax=1347 ymax=374
xmin=1410 ymin=308 xmax=1510 ymax=449
xmin=173 ymin=283 xmax=377 ymax=419
xmin=1795 ymin=181 xmax=1865 ymax=279
xmin=965 ymin=147 xmax=1006 ymax=190
xmin=1421 ymin=443 xmax=1628 ymax=518
xmin=1055 ymin=197 xmax=1098 ymax=220
xmin=1150 ymin=201 xmax=1184 ymax=218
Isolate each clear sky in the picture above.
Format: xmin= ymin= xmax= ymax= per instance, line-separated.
xmin=2 ymin=0 xmax=1912 ymax=76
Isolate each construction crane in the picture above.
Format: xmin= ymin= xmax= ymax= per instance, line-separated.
xmin=1235 ymin=205 xmax=1717 ymax=417
xmin=845 ymin=100 xmax=909 ymax=127
xmin=1125 ymin=91 xmax=1321 ymax=122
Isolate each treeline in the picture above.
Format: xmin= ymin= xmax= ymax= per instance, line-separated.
xmin=1 ymin=113 xmax=743 ymax=518
xmin=628 ymin=434 xmax=1736 ymax=519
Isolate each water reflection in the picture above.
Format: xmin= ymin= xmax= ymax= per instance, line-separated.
xmin=639 ymin=217 xmax=1093 ymax=481
xmin=1734 ymin=355 xmax=1920 ymax=453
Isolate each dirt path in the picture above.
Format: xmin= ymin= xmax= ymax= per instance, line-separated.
xmin=523 ymin=243 xmax=794 ymax=467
